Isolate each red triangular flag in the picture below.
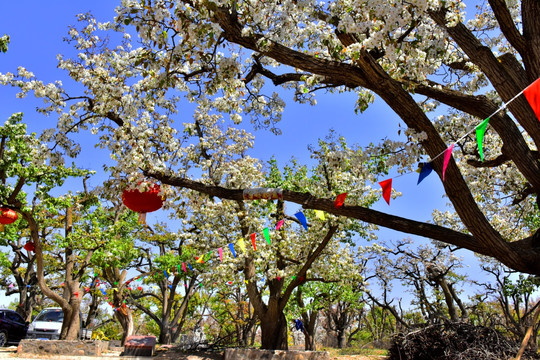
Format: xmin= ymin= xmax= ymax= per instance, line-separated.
xmin=378 ymin=179 xmax=392 ymax=205
xmin=442 ymin=144 xmax=455 ymax=181
xmin=250 ymin=233 xmax=257 ymax=251
xmin=524 ymin=78 xmax=540 ymax=121
xmin=334 ymin=193 xmax=347 ymax=208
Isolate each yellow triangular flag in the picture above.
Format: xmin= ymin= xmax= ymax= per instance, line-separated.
xmin=196 ymin=254 xmax=204 ymax=263
xmin=314 ymin=210 xmax=326 ymax=221
xmin=238 ymin=238 xmax=247 ymax=253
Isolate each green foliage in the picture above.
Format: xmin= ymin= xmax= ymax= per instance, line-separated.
xmin=502 ymin=273 xmax=540 ymax=298
xmin=0 ymin=113 xmax=92 ymax=210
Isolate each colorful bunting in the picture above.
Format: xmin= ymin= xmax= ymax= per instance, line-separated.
xmin=475 ymin=118 xmax=490 ymax=162
xmin=378 ymin=179 xmax=392 ymax=205
xmin=442 ymin=144 xmax=455 ymax=181
xmin=314 ymin=210 xmax=326 ymax=221
xmin=524 ymin=78 xmax=540 ymax=121
xmin=238 ymin=238 xmax=247 ymax=253
xmin=218 ymin=247 xmax=223 ymax=261
xmin=228 ymin=243 xmax=237 ymax=258
xmin=417 ymin=162 xmax=433 ymax=185
xmin=276 ymin=219 xmax=284 ymax=230
xmin=263 ymin=227 xmax=271 ymax=245
xmin=334 ymin=193 xmax=347 ymax=208
xmin=294 ymin=211 xmax=308 ymax=230
xmin=250 ymin=233 xmax=257 ymax=251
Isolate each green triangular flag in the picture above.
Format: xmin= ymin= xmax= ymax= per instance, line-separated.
xmin=476 ymin=118 xmax=490 ymax=162
xmin=263 ymin=227 xmax=271 ymax=245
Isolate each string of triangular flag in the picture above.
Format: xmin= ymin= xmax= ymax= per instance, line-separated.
xmin=367 ymin=78 xmax=540 ymax=205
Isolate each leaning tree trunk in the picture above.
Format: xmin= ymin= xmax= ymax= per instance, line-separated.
xmin=115 ymin=307 xmax=134 ymax=345
xmin=60 ymin=302 xmax=81 ymax=340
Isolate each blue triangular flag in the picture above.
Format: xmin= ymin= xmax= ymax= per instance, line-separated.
xmin=294 ymin=211 xmax=308 ymax=230
xmin=417 ymin=162 xmax=433 ymax=185
xmin=187 ymin=263 xmax=193 ymax=271
xmin=228 ymin=243 xmax=237 ymax=258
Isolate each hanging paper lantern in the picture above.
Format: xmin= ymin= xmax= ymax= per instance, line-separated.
xmin=23 ymin=242 xmax=35 ymax=252
xmin=122 ymin=183 xmax=164 ymax=224
xmin=0 ymin=208 xmax=17 ymax=231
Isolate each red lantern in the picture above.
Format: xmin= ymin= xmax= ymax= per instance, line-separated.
xmin=24 ymin=242 xmax=35 ymax=252
xmin=122 ymin=183 xmax=164 ymax=224
xmin=0 ymin=208 xmax=17 ymax=231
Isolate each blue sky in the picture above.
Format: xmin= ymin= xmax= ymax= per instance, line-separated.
xmin=0 ymin=1 xmax=482 ymax=307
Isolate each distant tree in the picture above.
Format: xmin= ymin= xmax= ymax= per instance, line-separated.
xmin=367 ymin=240 xmax=469 ymax=325
xmin=0 ymin=219 xmax=42 ymax=322
xmin=125 ymin=224 xmax=200 ymax=345
xmin=207 ymin=284 xmax=258 ymax=348
xmin=0 ymin=113 xmax=95 ymax=339
xmin=477 ymin=263 xmax=540 ymax=351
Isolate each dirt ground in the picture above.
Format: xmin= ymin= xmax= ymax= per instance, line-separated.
xmin=153 ymin=346 xmax=386 ymax=360
xmin=0 ymin=345 xmax=386 ymax=360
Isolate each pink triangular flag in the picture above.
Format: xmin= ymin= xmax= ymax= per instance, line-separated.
xmin=442 ymin=144 xmax=455 ymax=181
xmin=276 ymin=219 xmax=284 ymax=230
xmin=218 ymin=247 xmax=223 ymax=262
xmin=378 ymin=179 xmax=392 ymax=205
xmin=182 ymin=262 xmax=187 ymax=273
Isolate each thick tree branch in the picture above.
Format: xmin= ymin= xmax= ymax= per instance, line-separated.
xmin=143 ymin=169 xmax=484 ymax=253
xmin=487 ymin=0 xmax=526 ymax=54
xmin=429 ymin=8 xmax=540 ymax=148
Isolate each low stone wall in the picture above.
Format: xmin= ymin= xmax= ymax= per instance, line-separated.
xmin=223 ymin=348 xmax=330 ymax=360
xmin=18 ymin=339 xmax=106 ymax=357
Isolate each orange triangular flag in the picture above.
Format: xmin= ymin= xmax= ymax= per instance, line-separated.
xmin=524 ymin=78 xmax=540 ymax=121
xmin=250 ymin=233 xmax=257 ymax=251
xmin=378 ymin=179 xmax=392 ymax=205
xmin=334 ymin=193 xmax=347 ymax=208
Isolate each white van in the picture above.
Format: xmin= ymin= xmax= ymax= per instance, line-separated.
xmin=26 ymin=308 xmax=63 ymax=340
xmin=26 ymin=308 xmax=92 ymax=340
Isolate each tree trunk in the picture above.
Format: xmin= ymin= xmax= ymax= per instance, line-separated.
xmin=336 ymin=329 xmax=346 ymax=349
xmin=302 ymin=311 xmax=318 ymax=351
xmin=61 ymin=304 xmax=81 ymax=340
xmin=159 ymin=321 xmax=172 ymax=344
xmin=115 ymin=307 xmax=134 ymax=345
xmin=304 ymin=329 xmax=315 ymax=351
xmin=260 ymin=311 xmax=288 ymax=350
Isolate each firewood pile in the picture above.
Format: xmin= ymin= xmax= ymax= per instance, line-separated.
xmin=387 ymin=322 xmax=540 ymax=360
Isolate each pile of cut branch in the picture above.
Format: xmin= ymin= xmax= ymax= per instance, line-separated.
xmin=388 ymin=322 xmax=540 ymax=360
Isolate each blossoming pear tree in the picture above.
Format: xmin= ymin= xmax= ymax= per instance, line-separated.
xmin=2 ymin=0 xmax=540 ymax=304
